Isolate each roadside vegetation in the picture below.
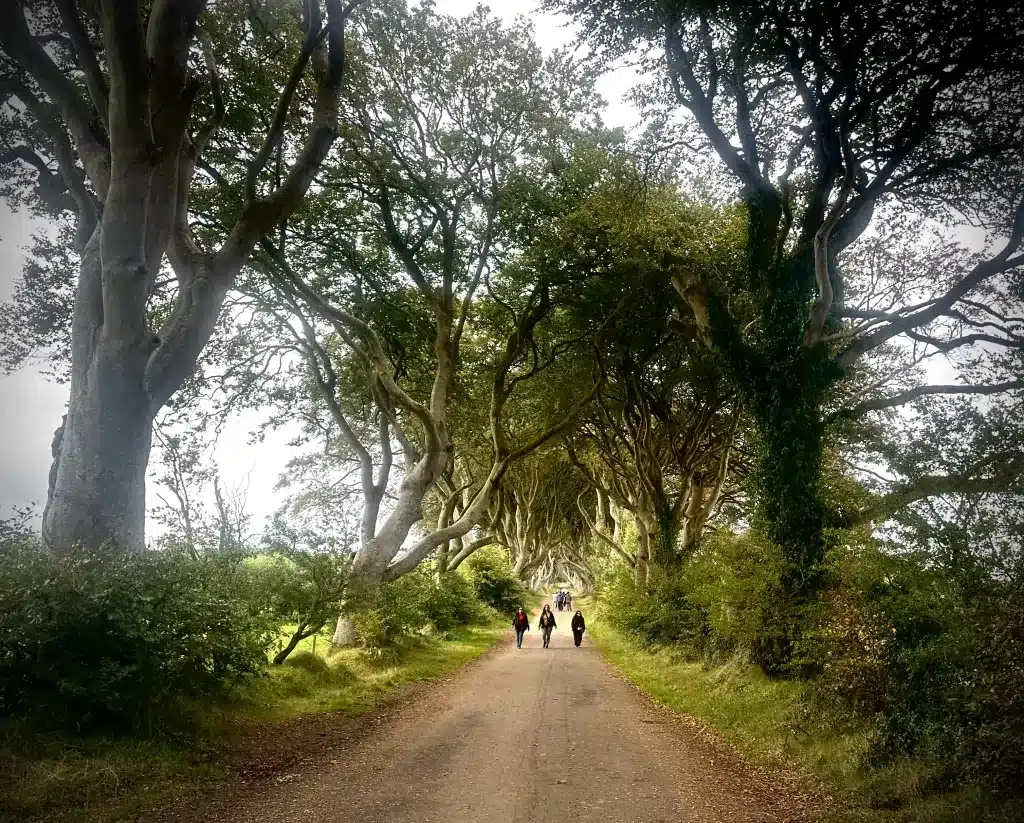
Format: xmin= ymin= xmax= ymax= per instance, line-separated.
xmin=0 ymin=538 xmax=526 ymax=823
xmin=583 ymin=526 xmax=1024 ymax=823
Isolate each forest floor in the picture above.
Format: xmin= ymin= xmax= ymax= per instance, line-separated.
xmin=148 ymin=601 xmax=818 ymax=823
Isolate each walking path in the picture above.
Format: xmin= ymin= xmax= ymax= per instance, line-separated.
xmin=158 ymin=602 xmax=812 ymax=822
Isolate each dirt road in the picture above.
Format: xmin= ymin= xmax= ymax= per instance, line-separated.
xmin=164 ymin=604 xmax=811 ymax=823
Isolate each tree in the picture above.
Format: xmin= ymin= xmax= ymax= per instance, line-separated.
xmin=550 ymin=0 xmax=1024 ymax=649
xmin=184 ymin=4 xmax=622 ymax=626
xmin=0 ymin=0 xmax=366 ymax=553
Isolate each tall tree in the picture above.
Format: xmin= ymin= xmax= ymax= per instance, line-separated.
xmin=550 ymin=0 xmax=1024 ymax=655
xmin=0 ymin=0 xmax=366 ymax=552
xmin=183 ymin=2 xmax=617 ymax=619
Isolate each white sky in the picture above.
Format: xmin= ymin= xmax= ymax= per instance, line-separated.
xmin=0 ymin=0 xmax=643 ymax=536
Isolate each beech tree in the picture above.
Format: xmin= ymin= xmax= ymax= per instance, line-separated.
xmin=0 ymin=0 xmax=367 ymax=553
xmin=551 ymin=0 xmax=1024 ymax=649
xmin=176 ymin=3 xmax=619 ymax=630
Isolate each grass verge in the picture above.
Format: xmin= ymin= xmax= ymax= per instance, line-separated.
xmin=1 ymin=618 xmax=507 ymax=823
xmin=586 ymin=614 xmax=1024 ymax=823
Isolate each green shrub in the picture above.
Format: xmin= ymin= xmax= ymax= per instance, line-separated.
xmin=241 ymin=550 xmax=350 ymax=664
xmin=596 ymin=531 xmax=792 ymax=667
xmin=354 ymin=573 xmax=429 ymax=652
xmin=354 ymin=568 xmax=486 ymax=653
xmin=686 ymin=531 xmax=794 ymax=670
xmin=420 ymin=572 xmax=480 ymax=633
xmin=464 ymin=548 xmax=529 ymax=614
xmin=596 ymin=562 xmax=706 ymax=650
xmin=0 ymin=543 xmax=275 ymax=733
xmin=794 ymin=542 xmax=1024 ymax=797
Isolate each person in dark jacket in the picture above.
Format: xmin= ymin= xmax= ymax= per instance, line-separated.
xmin=571 ymin=610 xmax=585 ymax=647
xmin=512 ymin=607 xmax=530 ymax=648
xmin=538 ymin=604 xmax=557 ymax=648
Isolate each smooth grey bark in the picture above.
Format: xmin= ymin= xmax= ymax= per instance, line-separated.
xmin=332 ymin=615 xmax=356 ymax=646
xmin=0 ymin=0 xmax=362 ymax=553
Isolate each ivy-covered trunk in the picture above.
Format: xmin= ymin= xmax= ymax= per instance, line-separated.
xmin=748 ymin=360 xmax=831 ymax=598
xmin=709 ymin=196 xmax=842 ymax=671
xmin=745 ymin=357 xmax=833 ymax=671
xmin=650 ymin=501 xmax=679 ymax=570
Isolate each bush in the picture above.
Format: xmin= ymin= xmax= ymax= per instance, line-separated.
xmin=597 ymin=562 xmax=706 ymax=650
xmin=0 ymin=543 xmax=275 ymax=733
xmin=464 ymin=548 xmax=529 ymax=614
xmin=421 ymin=572 xmax=480 ymax=634
xmin=686 ymin=531 xmax=794 ymax=670
xmin=592 ymin=518 xmax=1024 ymax=801
xmin=354 ymin=574 xmax=429 ymax=652
xmin=241 ymin=550 xmax=350 ymax=664
xmin=596 ymin=531 xmax=792 ymax=667
xmin=354 ymin=568 xmax=487 ymax=653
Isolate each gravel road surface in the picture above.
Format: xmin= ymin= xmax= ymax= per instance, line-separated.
xmin=158 ymin=603 xmax=812 ymax=823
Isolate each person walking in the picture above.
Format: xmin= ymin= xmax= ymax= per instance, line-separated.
xmin=565 ymin=592 xmax=572 ymax=611
xmin=571 ymin=610 xmax=585 ymax=647
xmin=538 ymin=604 xmax=557 ymax=648
xmin=512 ymin=607 xmax=530 ymax=648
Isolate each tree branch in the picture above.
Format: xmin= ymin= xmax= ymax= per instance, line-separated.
xmin=834 ymin=380 xmax=1024 ymax=419
xmin=54 ymin=0 xmax=109 ymax=131
xmin=0 ymin=2 xmax=110 ymax=190
xmin=836 ymin=195 xmax=1024 ymax=368
xmin=855 ymin=455 xmax=1024 ymax=523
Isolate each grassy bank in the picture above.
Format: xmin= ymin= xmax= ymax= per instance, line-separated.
xmin=1 ymin=619 xmax=508 ymax=823
xmin=586 ymin=615 xmax=1023 ymax=823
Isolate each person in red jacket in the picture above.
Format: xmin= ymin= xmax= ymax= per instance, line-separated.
xmin=512 ymin=607 xmax=530 ymax=648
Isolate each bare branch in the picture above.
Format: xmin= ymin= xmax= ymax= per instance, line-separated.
xmin=54 ymin=0 xmax=109 ymax=130
xmin=835 ymin=380 xmax=1024 ymax=419
xmin=855 ymin=455 xmax=1024 ymax=523
xmin=836 ymin=195 xmax=1024 ymax=368
xmin=0 ymin=2 xmax=110 ymax=189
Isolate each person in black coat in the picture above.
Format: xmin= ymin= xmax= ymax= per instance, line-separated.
xmin=512 ymin=607 xmax=530 ymax=648
xmin=538 ymin=604 xmax=557 ymax=648
xmin=571 ymin=610 xmax=585 ymax=647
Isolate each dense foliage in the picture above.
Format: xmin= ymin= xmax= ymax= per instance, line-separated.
xmin=0 ymin=543 xmax=274 ymax=733
xmin=595 ymin=526 xmax=1024 ymax=798
xmin=463 ymin=548 xmax=532 ymax=614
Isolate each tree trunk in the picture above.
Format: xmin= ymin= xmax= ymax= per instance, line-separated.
xmin=274 ymin=625 xmax=311 ymax=664
xmin=746 ymin=351 xmax=834 ymax=672
xmin=651 ymin=500 xmax=678 ymax=569
xmin=633 ymin=528 xmax=650 ymax=586
xmin=332 ymin=615 xmax=356 ymax=647
xmin=750 ymin=370 xmax=829 ymax=597
xmin=42 ymin=261 xmax=155 ymax=554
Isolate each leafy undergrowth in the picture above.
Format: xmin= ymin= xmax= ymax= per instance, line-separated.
xmin=586 ymin=615 xmax=1024 ymax=823
xmin=1 ymin=619 xmax=507 ymax=823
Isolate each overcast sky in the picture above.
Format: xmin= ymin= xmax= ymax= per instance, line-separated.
xmin=0 ymin=0 xmax=643 ymax=534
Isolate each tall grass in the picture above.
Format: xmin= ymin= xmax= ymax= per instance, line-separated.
xmin=587 ymin=616 xmax=1024 ymax=823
